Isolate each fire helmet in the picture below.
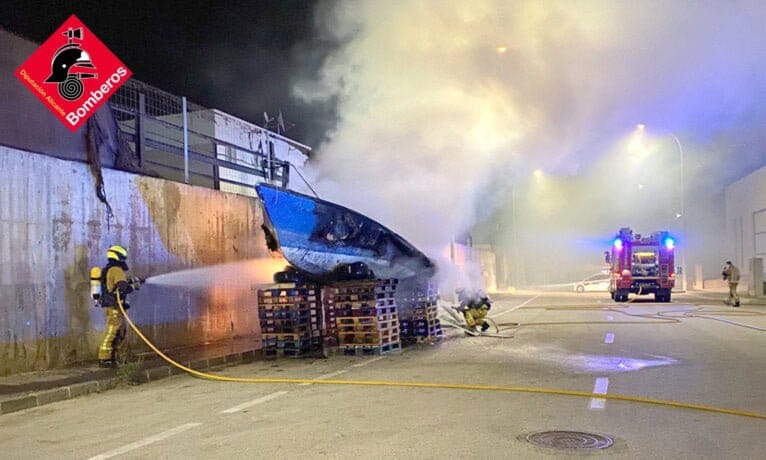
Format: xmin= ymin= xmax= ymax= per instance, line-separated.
xmin=107 ymin=245 xmax=128 ymax=261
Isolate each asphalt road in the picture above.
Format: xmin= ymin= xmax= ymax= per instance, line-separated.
xmin=1 ymin=291 xmax=765 ymax=459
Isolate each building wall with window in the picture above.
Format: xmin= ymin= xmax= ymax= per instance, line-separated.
xmin=208 ymin=110 xmax=311 ymax=196
xmin=725 ymin=165 xmax=766 ymax=290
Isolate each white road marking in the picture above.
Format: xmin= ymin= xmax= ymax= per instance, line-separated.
xmin=606 ymin=315 xmax=614 ymax=321
xmin=87 ymin=423 xmax=202 ymax=460
xmin=299 ymin=356 xmax=385 ymax=386
xmin=298 ymin=369 xmax=348 ymax=386
xmin=490 ymin=294 xmax=541 ymax=319
xmin=351 ymin=356 xmax=386 ymax=367
xmin=589 ymin=377 xmax=609 ymax=410
xmin=220 ymin=391 xmax=288 ymax=414
xmin=604 ymin=333 xmax=615 ymax=344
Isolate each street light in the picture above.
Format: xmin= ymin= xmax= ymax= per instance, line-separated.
xmin=668 ymin=133 xmax=684 ymax=222
xmin=636 ymin=124 xmax=686 ymax=290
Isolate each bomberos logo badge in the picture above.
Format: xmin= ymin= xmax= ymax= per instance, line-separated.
xmin=14 ymin=14 xmax=132 ymax=132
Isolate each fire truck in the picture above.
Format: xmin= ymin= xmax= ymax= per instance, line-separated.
xmin=606 ymin=228 xmax=675 ymax=302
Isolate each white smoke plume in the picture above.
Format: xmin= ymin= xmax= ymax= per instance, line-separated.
xmin=293 ymin=0 xmax=766 ymax=285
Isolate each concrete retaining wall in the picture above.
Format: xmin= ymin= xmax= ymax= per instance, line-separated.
xmin=0 ymin=145 xmax=271 ymax=375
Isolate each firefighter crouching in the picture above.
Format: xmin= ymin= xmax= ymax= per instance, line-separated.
xmin=722 ymin=260 xmax=740 ymax=307
xmin=457 ymin=288 xmax=492 ymax=333
xmin=93 ymin=245 xmax=142 ymax=368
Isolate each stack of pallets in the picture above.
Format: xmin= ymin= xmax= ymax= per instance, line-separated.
xmin=257 ymin=283 xmax=322 ymax=359
xmin=320 ymin=286 xmax=339 ymax=347
xmin=399 ymin=281 xmax=443 ymax=344
xmin=325 ymin=279 xmax=401 ymax=355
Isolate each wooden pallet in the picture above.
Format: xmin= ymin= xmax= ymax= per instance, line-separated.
xmin=264 ymin=337 xmax=321 ymax=347
xmin=327 ymin=285 xmax=376 ymax=293
xmin=400 ymin=300 xmax=438 ymax=309
xmin=332 ymin=305 xmax=397 ymax=317
xmin=258 ymin=284 xmax=319 ymax=296
xmin=336 ymin=321 xmax=399 ymax=334
xmin=401 ymin=324 xmax=443 ymax=339
xmin=327 ymin=293 xmax=378 ymax=302
xmin=400 ymin=317 xmax=440 ymax=328
xmin=259 ymin=302 xmax=319 ymax=311
xmin=375 ymin=312 xmax=398 ymax=322
xmin=375 ymin=297 xmax=397 ymax=307
xmin=338 ymin=329 xmax=400 ymax=345
xmin=259 ymin=294 xmax=319 ymax=304
xmin=401 ymin=311 xmax=438 ymax=321
xmin=262 ymin=330 xmax=321 ymax=340
xmin=341 ymin=342 xmax=401 ymax=356
xmin=259 ymin=309 xmax=318 ymax=320
xmin=326 ymin=298 xmax=396 ymax=310
xmin=261 ymin=323 xmax=316 ymax=334
xmin=326 ymin=279 xmax=398 ymax=293
xmin=260 ymin=317 xmax=316 ymax=326
xmin=375 ymin=283 xmax=398 ymax=293
xmin=335 ymin=316 xmax=378 ymax=325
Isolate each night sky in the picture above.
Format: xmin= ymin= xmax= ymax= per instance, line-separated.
xmin=2 ymin=0 xmax=335 ymax=146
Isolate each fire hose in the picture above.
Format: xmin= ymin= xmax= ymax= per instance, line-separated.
xmin=115 ymin=293 xmax=766 ymax=421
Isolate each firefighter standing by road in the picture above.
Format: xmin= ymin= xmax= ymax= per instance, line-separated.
xmin=95 ymin=245 xmax=142 ymax=368
xmin=722 ymin=261 xmax=740 ymax=307
xmin=457 ymin=288 xmax=492 ymax=333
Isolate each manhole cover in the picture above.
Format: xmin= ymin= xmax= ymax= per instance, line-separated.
xmin=526 ymin=431 xmax=613 ymax=450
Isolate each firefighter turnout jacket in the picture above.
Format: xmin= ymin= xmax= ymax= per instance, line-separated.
xmin=722 ymin=263 xmax=741 ymax=284
xmin=101 ymin=261 xmax=134 ymax=308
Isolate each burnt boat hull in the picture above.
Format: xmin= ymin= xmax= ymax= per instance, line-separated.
xmin=256 ymin=184 xmax=435 ymax=282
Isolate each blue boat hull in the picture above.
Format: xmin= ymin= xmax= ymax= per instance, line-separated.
xmin=256 ymin=185 xmax=435 ymax=282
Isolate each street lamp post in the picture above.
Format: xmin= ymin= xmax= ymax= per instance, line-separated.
xmin=634 ymin=125 xmax=687 ymax=290
xmin=669 ymin=133 xmax=687 ymax=291
xmin=669 ymin=134 xmax=684 ymax=222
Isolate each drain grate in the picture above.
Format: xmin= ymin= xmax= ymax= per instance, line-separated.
xmin=526 ymin=431 xmax=613 ymax=450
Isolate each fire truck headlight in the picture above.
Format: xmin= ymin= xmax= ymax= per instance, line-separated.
xmin=664 ymin=237 xmax=675 ymax=250
xmin=613 ymin=238 xmax=623 ymax=251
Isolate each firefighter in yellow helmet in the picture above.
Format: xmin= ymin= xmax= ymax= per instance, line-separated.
xmin=97 ymin=245 xmax=142 ymax=368
xmin=457 ymin=288 xmax=492 ymax=334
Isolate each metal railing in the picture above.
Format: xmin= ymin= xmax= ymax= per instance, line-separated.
xmin=109 ymin=79 xmax=291 ymax=193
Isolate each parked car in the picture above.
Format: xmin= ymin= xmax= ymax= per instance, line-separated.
xmin=574 ymin=272 xmax=611 ymax=293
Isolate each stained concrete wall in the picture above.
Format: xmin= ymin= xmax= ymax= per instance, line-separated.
xmin=0 ymin=145 xmax=271 ymax=375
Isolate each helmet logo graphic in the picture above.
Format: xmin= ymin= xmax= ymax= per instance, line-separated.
xmin=44 ymin=27 xmax=97 ymax=101
xmin=15 ymin=14 xmax=133 ymax=132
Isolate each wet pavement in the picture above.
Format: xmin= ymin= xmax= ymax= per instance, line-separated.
xmin=0 ymin=335 xmax=262 ymax=407
xmin=1 ymin=290 xmax=765 ymax=458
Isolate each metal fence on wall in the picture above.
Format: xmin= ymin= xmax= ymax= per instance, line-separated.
xmin=109 ymin=79 xmax=290 ymax=192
